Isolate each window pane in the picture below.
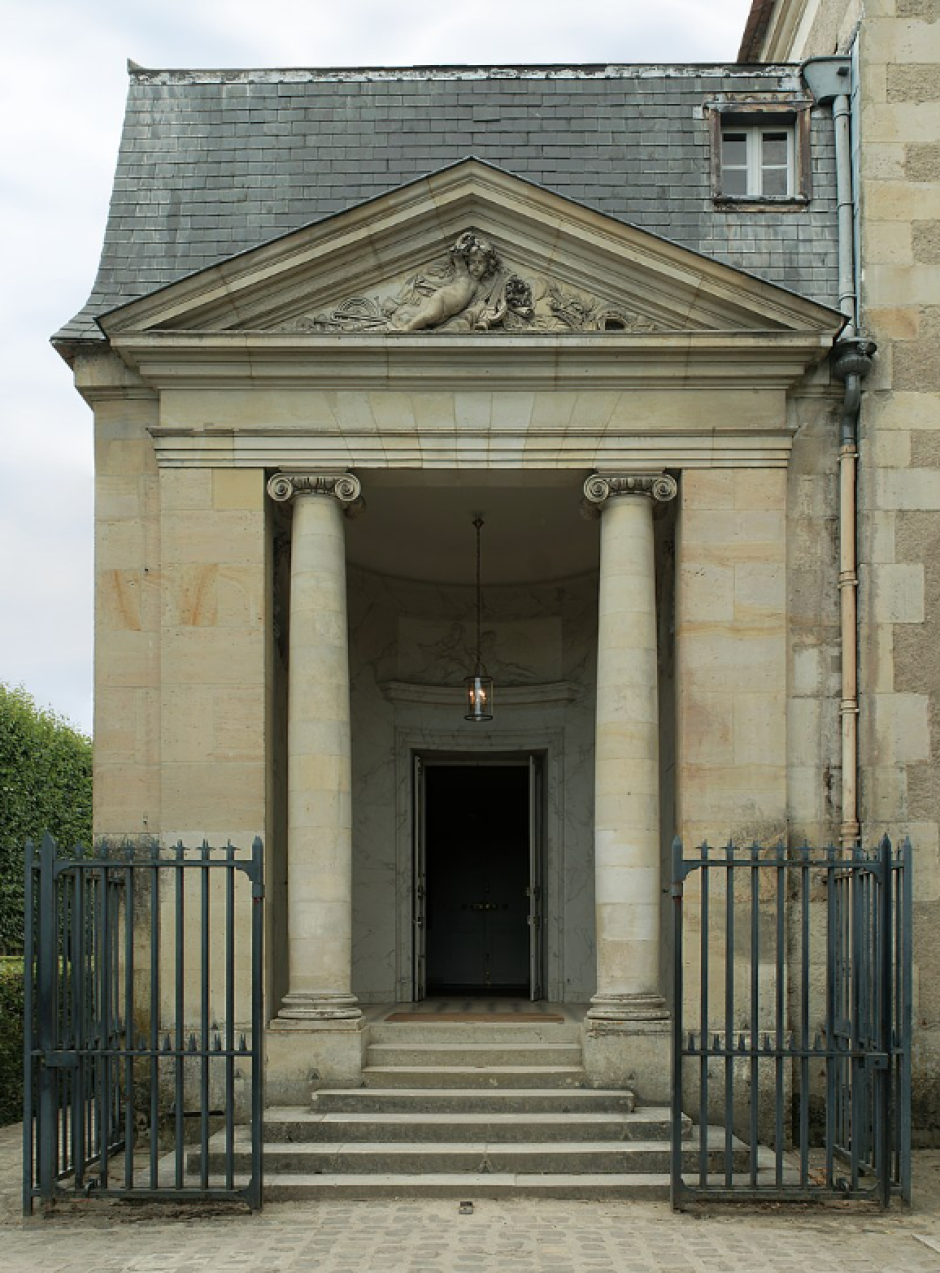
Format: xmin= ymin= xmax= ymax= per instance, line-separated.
xmin=762 ymin=131 xmax=789 ymax=167
xmin=722 ymin=132 xmax=747 ymax=167
xmin=722 ymin=167 xmax=748 ymax=195
xmin=762 ymin=166 xmax=788 ymax=197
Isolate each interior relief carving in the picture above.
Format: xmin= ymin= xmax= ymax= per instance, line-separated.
xmin=275 ymin=230 xmax=662 ymax=335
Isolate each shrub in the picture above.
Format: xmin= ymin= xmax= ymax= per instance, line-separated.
xmin=0 ymin=957 xmax=24 ymax=1126
xmin=0 ymin=685 xmax=92 ymax=954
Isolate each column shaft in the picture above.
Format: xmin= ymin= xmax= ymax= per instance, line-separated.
xmin=273 ymin=474 xmax=360 ymax=1020
xmin=586 ymin=474 xmax=674 ymax=1022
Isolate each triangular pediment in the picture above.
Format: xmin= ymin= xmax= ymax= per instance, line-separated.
xmin=100 ymin=159 xmax=841 ymax=341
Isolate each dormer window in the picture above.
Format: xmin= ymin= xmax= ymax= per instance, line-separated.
xmin=708 ymin=99 xmax=812 ymax=207
xmin=721 ymin=123 xmax=794 ymax=198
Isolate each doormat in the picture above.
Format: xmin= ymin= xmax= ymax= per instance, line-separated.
xmin=383 ymin=1012 xmax=565 ymax=1023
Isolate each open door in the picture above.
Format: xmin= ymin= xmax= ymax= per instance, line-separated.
xmin=413 ymin=754 xmax=427 ymax=1001
xmin=528 ymin=754 xmax=544 ymax=1001
xmin=415 ymin=756 xmax=544 ymax=999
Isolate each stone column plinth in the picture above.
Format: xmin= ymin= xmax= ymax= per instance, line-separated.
xmin=267 ymin=471 xmax=363 ymax=1021
xmin=583 ymin=473 xmax=677 ymax=1024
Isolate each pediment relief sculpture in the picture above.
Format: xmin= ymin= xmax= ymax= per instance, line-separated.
xmin=275 ymin=231 xmax=662 ymax=335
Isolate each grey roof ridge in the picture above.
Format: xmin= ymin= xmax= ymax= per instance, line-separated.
xmin=125 ymin=60 xmax=802 ymax=84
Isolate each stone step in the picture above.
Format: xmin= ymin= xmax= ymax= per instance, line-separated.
xmin=196 ymin=1133 xmax=742 ymax=1177
xmin=360 ymin=1065 xmax=588 ymax=1089
xmin=263 ymin=1171 xmax=672 ymax=1200
xmin=265 ymin=1105 xmax=684 ymax=1143
xmin=367 ymin=1022 xmax=581 ymax=1045
xmin=311 ymin=1086 xmax=637 ymax=1114
xmin=365 ymin=1042 xmax=584 ymax=1068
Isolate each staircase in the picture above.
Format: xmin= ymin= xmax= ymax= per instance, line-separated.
xmin=246 ymin=1018 xmax=726 ymax=1199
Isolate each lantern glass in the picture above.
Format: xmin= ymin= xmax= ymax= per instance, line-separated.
xmin=464 ymin=674 xmax=494 ymax=722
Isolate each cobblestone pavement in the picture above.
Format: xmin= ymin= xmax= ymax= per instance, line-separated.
xmin=3 ymin=1125 xmax=940 ymax=1273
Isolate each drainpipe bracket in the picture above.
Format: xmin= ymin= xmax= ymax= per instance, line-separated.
xmin=802 ymin=56 xmax=852 ymax=104
xmin=832 ymin=336 xmax=877 ymax=382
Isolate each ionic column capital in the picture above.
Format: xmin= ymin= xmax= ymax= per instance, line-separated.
xmin=582 ymin=472 xmax=677 ymax=516
xmin=267 ymin=471 xmax=364 ymax=515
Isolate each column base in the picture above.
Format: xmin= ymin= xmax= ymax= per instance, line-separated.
xmin=278 ymin=991 xmax=361 ymax=1021
xmin=586 ymin=992 xmax=669 ymax=1023
xmin=582 ymin=1004 xmax=671 ymax=1102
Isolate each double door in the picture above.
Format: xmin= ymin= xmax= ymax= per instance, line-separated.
xmin=413 ymin=757 xmax=544 ymax=999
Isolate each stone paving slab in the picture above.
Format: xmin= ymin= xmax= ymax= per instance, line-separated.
xmin=4 ymin=1123 xmax=940 ymax=1273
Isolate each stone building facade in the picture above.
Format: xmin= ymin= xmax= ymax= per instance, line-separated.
xmin=53 ymin=28 xmax=936 ymax=1133
xmin=741 ymin=0 xmax=940 ymax=1142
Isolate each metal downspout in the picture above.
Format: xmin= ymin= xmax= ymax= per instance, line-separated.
xmin=802 ymin=57 xmax=876 ymax=850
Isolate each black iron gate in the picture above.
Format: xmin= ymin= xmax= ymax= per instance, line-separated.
xmin=670 ymin=837 xmax=911 ymax=1208
xmin=23 ymin=835 xmax=264 ymax=1214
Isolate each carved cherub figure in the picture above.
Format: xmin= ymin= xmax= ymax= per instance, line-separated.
xmin=393 ymin=231 xmax=500 ymax=332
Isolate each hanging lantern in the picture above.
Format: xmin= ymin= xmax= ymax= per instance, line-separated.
xmin=463 ymin=516 xmax=494 ymax=722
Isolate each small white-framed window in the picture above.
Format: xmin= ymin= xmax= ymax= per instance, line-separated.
xmin=720 ymin=123 xmax=795 ymax=198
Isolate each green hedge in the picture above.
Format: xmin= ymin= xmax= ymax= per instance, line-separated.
xmin=0 ymin=957 xmax=24 ymax=1126
xmin=0 ymin=684 xmax=92 ymax=954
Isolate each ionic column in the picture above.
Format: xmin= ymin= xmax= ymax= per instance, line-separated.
xmin=583 ymin=472 xmax=677 ymax=1022
xmin=267 ymin=471 xmax=364 ymax=1020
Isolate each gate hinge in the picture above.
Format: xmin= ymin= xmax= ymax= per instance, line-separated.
xmin=252 ymin=882 xmax=265 ymax=900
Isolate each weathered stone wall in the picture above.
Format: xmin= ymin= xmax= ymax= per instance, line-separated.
xmin=756 ymin=0 xmax=940 ymax=1139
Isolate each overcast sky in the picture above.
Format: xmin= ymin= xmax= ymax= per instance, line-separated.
xmin=0 ymin=0 xmax=753 ymax=737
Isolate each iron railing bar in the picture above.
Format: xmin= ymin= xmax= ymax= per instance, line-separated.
xmin=749 ymin=843 xmax=759 ymax=1188
xmin=850 ymin=848 xmax=863 ymax=1193
xmin=670 ymin=837 xmax=685 ymax=1208
xmin=72 ymin=862 xmax=86 ymax=1187
xmin=799 ymin=846 xmax=810 ymax=1189
xmin=37 ymin=834 xmax=58 ymax=1207
xmin=699 ymin=842 xmax=709 ymax=1189
xmin=111 ymin=871 xmax=124 ymax=1154
xmin=774 ymin=848 xmax=785 ymax=1188
xmin=99 ymin=856 xmax=113 ymax=1191
xmin=150 ymin=853 xmax=161 ymax=1190
xmin=59 ymin=873 xmax=70 ymax=1179
xmin=124 ymin=861 xmax=136 ymax=1191
xmin=174 ymin=842 xmax=185 ymax=1191
xmin=724 ymin=841 xmax=735 ymax=1189
xmin=825 ymin=844 xmax=837 ymax=1189
xmin=249 ymin=835 xmax=265 ymax=1211
xmin=22 ymin=842 xmax=36 ymax=1215
xmin=878 ymin=836 xmax=893 ymax=1208
xmin=200 ymin=842 xmax=211 ymax=1191
xmin=225 ymin=843 xmax=236 ymax=1193
xmin=899 ymin=839 xmax=913 ymax=1204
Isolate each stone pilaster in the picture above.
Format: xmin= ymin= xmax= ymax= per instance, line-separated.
xmin=267 ymin=471 xmax=363 ymax=1020
xmin=583 ymin=472 xmax=677 ymax=1023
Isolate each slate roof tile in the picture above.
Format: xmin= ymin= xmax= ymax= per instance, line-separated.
xmin=57 ymin=63 xmax=839 ymax=342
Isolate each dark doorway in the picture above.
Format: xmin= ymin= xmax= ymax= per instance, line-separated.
xmin=424 ymin=765 xmax=531 ymax=995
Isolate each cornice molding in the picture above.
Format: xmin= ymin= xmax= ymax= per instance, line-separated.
xmin=112 ymin=330 xmax=834 ymax=393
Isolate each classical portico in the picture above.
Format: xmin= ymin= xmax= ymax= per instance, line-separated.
xmin=80 ymin=159 xmax=843 ymax=1099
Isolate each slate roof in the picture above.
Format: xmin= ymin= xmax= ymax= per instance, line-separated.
xmin=57 ymin=63 xmax=839 ymax=343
